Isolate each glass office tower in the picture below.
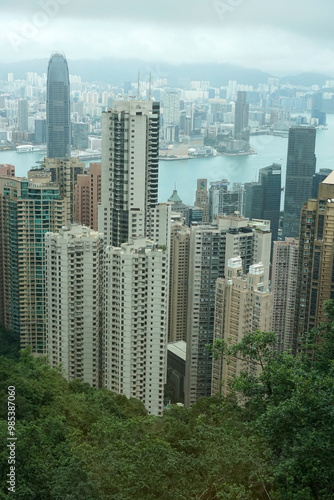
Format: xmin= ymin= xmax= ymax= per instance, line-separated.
xmin=46 ymin=52 xmax=71 ymax=158
xmin=282 ymin=127 xmax=316 ymax=238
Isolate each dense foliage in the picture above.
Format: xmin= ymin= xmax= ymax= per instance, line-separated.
xmin=1 ymin=304 xmax=334 ymax=499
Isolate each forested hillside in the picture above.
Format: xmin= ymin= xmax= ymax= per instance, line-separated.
xmin=1 ymin=305 xmax=334 ymax=499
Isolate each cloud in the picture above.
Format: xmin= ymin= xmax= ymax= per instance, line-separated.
xmin=0 ymin=0 xmax=333 ymax=76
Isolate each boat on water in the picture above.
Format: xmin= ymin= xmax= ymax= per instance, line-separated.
xmin=16 ymin=145 xmax=47 ymax=153
xmin=16 ymin=145 xmax=34 ymax=153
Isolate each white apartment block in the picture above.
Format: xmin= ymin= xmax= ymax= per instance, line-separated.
xmin=211 ymin=257 xmax=273 ymax=396
xmin=163 ymin=90 xmax=180 ymax=126
xmin=45 ymin=224 xmax=104 ymax=388
xmin=98 ymin=100 xmax=160 ymax=247
xmin=103 ymin=238 xmax=169 ymax=416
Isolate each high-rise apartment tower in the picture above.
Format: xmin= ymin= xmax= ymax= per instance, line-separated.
xmin=294 ymin=172 xmax=334 ymax=351
xmin=98 ymin=100 xmax=160 ymax=246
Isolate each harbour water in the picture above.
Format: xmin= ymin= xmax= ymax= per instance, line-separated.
xmin=1 ymin=115 xmax=333 ymax=209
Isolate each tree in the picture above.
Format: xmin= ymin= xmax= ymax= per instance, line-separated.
xmin=208 ymin=316 xmax=334 ymax=499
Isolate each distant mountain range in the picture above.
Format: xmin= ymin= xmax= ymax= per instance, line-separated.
xmin=0 ymin=58 xmax=332 ymax=88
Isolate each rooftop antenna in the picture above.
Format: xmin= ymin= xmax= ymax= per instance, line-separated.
xmin=148 ymin=71 xmax=152 ymax=101
xmin=137 ymin=71 xmax=140 ymax=100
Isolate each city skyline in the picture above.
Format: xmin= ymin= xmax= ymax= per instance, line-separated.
xmin=0 ymin=0 xmax=333 ymax=76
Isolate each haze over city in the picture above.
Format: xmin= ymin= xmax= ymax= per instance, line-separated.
xmin=0 ymin=0 xmax=333 ymax=76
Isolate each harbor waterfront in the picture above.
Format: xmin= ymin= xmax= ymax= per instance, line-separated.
xmin=1 ymin=116 xmax=334 ymax=208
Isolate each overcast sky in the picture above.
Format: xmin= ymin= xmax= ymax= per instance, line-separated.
xmin=0 ymin=0 xmax=333 ymax=76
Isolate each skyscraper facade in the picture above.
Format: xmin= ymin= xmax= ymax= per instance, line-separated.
xmin=98 ymin=100 xmax=160 ymax=247
xmin=46 ymin=52 xmax=71 ymax=159
xmin=212 ymin=258 xmax=272 ymax=396
xmin=244 ymin=163 xmax=281 ymax=243
xmin=46 ymin=225 xmax=104 ymax=387
xmin=282 ymin=127 xmax=316 ymax=238
xmin=103 ymin=238 xmax=169 ymax=416
xmin=271 ymin=238 xmax=299 ymax=353
xmin=185 ymin=215 xmax=271 ymax=406
xmin=17 ymin=99 xmax=28 ymax=132
xmin=209 ymin=180 xmax=245 ymax=221
xmin=41 ymin=157 xmax=86 ymax=224
xmin=258 ymin=163 xmax=281 ymax=243
xmin=294 ymin=172 xmax=334 ymax=351
xmin=163 ymin=90 xmax=180 ymax=126
xmin=194 ymin=179 xmax=209 ymax=223
xmin=168 ymin=223 xmax=190 ymax=343
xmin=75 ymin=162 xmax=101 ymax=230
xmin=0 ymin=175 xmax=66 ymax=353
xmin=234 ymin=91 xmax=249 ymax=141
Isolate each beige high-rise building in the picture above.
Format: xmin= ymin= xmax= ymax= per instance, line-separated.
xmin=147 ymin=203 xmax=171 ymax=247
xmin=185 ymin=215 xmax=271 ymax=407
xmin=103 ymin=238 xmax=168 ymax=416
xmin=211 ymin=257 xmax=272 ymax=396
xmin=75 ymin=162 xmax=101 ymax=230
xmin=195 ymin=179 xmax=210 ymax=223
xmin=0 ymin=175 xmax=66 ymax=353
xmin=45 ymin=224 xmax=103 ymax=387
xmin=41 ymin=157 xmax=86 ymax=224
xmin=271 ymin=238 xmax=299 ymax=353
xmin=168 ymin=223 xmax=190 ymax=342
xmin=294 ymin=171 xmax=334 ymax=350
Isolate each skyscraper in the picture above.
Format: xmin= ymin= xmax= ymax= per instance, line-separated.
xmin=185 ymin=215 xmax=271 ymax=406
xmin=282 ymin=127 xmax=316 ymax=238
xmin=46 ymin=224 xmax=104 ymax=387
xmin=234 ymin=91 xmax=249 ymax=141
xmin=294 ymin=172 xmax=334 ymax=351
xmin=0 ymin=175 xmax=66 ymax=353
xmin=209 ymin=180 xmax=244 ymax=221
xmin=75 ymin=162 xmax=101 ymax=230
xmin=41 ymin=157 xmax=86 ymax=224
xmin=163 ymin=89 xmax=180 ymax=141
xmin=98 ymin=98 xmax=170 ymax=414
xmin=168 ymin=223 xmax=190 ymax=343
xmin=17 ymin=99 xmax=28 ymax=132
xmin=311 ymin=92 xmax=326 ymax=126
xmin=245 ymin=163 xmax=281 ymax=243
xmin=271 ymin=238 xmax=299 ymax=353
xmin=194 ymin=179 xmax=209 ymax=223
xmin=98 ymin=100 xmax=160 ymax=247
xmin=103 ymin=238 xmax=169 ymax=416
xmin=212 ymin=258 xmax=272 ymax=396
xmin=46 ymin=52 xmax=71 ymax=159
